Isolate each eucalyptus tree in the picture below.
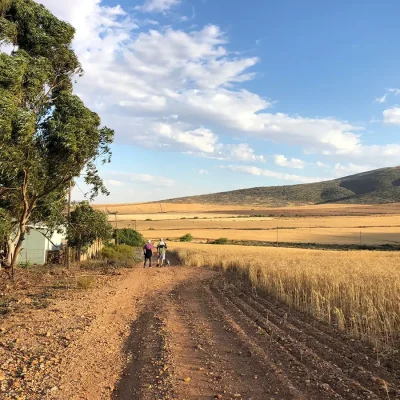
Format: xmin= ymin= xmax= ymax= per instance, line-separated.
xmin=0 ymin=0 xmax=114 ymax=275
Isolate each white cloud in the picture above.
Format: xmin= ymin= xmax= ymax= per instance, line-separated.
xmin=274 ymin=155 xmax=306 ymax=169
xmin=333 ymin=163 xmax=371 ymax=176
xmin=375 ymin=88 xmax=400 ymax=104
xmin=107 ymin=171 xmax=175 ymax=187
xmin=375 ymin=94 xmax=387 ymax=104
xmin=37 ymin=0 xmax=399 ymax=175
xmin=104 ymin=179 xmax=124 ymax=187
xmin=316 ymin=161 xmax=328 ymax=168
xmin=221 ymin=143 xmax=264 ymax=162
xmin=383 ymin=107 xmax=400 ymax=125
xmin=136 ymin=0 xmax=181 ymax=13
xmin=194 ymin=169 xmax=209 ymax=175
xmin=388 ymin=88 xmax=400 ymax=96
xmin=222 ymin=165 xmax=324 ymax=184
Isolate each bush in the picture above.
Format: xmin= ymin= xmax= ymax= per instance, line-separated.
xmin=101 ymin=246 xmax=118 ymax=260
xmin=115 ymin=229 xmax=145 ymax=247
xmin=214 ymin=237 xmax=229 ymax=245
xmin=180 ymin=233 xmax=193 ymax=242
xmin=101 ymin=244 xmax=135 ymax=261
xmin=145 ymin=218 xmax=152 ymax=221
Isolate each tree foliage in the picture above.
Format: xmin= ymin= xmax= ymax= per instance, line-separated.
xmin=0 ymin=208 xmax=12 ymax=244
xmin=115 ymin=228 xmax=145 ymax=247
xmin=67 ymin=202 xmax=113 ymax=254
xmin=0 ymin=0 xmax=114 ymax=272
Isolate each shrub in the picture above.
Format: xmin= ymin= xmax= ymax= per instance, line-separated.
xmin=214 ymin=237 xmax=229 ymax=245
xmin=101 ymin=246 xmax=118 ymax=260
xmin=115 ymin=229 xmax=145 ymax=247
xmin=145 ymin=218 xmax=152 ymax=221
xmin=180 ymin=233 xmax=193 ymax=242
xmin=76 ymin=276 xmax=96 ymax=289
xmin=101 ymin=244 xmax=135 ymax=261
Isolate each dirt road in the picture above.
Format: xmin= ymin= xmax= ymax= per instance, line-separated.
xmin=2 ymin=262 xmax=399 ymax=400
xmin=111 ymin=268 xmax=400 ymax=400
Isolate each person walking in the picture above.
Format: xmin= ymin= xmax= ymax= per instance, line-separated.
xmin=143 ymin=240 xmax=154 ymax=268
xmin=156 ymin=238 xmax=167 ymax=267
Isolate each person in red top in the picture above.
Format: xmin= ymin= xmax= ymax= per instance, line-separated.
xmin=143 ymin=240 xmax=154 ymax=268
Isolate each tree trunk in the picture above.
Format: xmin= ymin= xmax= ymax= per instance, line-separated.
xmin=10 ymin=169 xmax=35 ymax=278
xmin=10 ymin=227 xmax=26 ymax=278
xmin=7 ymin=238 xmax=15 ymax=265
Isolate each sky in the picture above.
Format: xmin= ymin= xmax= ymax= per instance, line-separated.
xmin=29 ymin=1 xmax=400 ymax=202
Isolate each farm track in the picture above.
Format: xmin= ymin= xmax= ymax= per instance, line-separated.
xmin=114 ymin=271 xmax=400 ymax=400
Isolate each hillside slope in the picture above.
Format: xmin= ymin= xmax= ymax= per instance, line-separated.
xmin=164 ymin=167 xmax=400 ymax=206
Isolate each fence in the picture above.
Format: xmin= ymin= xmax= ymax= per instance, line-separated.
xmin=69 ymin=239 xmax=104 ymax=263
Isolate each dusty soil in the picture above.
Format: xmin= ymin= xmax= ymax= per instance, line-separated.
xmin=1 ymin=260 xmax=399 ymax=400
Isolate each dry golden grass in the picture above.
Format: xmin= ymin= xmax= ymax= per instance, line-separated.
xmin=172 ymin=243 xmax=400 ymax=352
xmin=95 ymin=202 xmax=265 ymax=215
xmin=135 ymin=214 xmax=400 ymax=229
xmin=136 ymin=215 xmax=400 ymax=245
xmin=141 ymin=226 xmax=400 ymax=245
xmin=94 ymin=202 xmax=400 ymax=217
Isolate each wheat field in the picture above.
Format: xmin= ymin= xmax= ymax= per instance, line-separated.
xmin=172 ymin=242 xmax=400 ymax=352
xmin=142 ymin=226 xmax=400 ymax=245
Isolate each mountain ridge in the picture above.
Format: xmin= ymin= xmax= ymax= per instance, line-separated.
xmin=161 ymin=166 xmax=400 ymax=206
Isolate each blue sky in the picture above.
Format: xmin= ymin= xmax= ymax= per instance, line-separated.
xmin=38 ymin=0 xmax=400 ymax=203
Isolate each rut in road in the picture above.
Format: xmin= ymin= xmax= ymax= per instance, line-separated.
xmin=113 ymin=271 xmax=400 ymax=400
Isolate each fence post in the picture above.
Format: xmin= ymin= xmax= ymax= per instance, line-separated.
xmin=277 ymin=226 xmax=279 ymax=247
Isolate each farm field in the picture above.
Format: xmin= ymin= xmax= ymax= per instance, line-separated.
xmin=2 ymin=206 xmax=400 ymax=399
xmin=131 ymin=214 xmax=400 ymax=246
xmin=96 ymin=201 xmax=400 ymax=218
xmin=140 ymin=226 xmax=400 ymax=245
xmin=100 ymin=203 xmax=400 ymax=246
xmin=171 ymin=242 xmax=400 ymax=350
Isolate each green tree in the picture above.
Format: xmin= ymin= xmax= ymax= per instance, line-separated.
xmin=0 ymin=0 xmax=114 ymax=275
xmin=0 ymin=208 xmax=12 ymax=245
xmin=115 ymin=228 xmax=145 ymax=247
xmin=67 ymin=202 xmax=113 ymax=258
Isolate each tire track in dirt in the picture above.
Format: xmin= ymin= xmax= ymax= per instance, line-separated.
xmin=165 ymin=282 xmax=299 ymax=399
xmin=229 ymin=284 xmax=400 ymax=396
xmin=112 ymin=308 xmax=173 ymax=400
xmin=218 ymin=286 xmax=380 ymax=399
xmin=113 ymin=269 xmax=400 ymax=400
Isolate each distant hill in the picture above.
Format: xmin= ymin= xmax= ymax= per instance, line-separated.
xmin=163 ymin=167 xmax=400 ymax=206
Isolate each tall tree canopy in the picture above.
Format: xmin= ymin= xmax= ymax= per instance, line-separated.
xmin=0 ymin=0 xmax=114 ymax=274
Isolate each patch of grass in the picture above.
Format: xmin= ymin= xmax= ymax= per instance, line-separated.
xmin=0 ymin=298 xmax=16 ymax=315
xmin=19 ymin=261 xmax=33 ymax=269
xmin=213 ymin=237 xmax=229 ymax=245
xmin=76 ymin=276 xmax=96 ymax=290
xmin=180 ymin=233 xmax=193 ymax=242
